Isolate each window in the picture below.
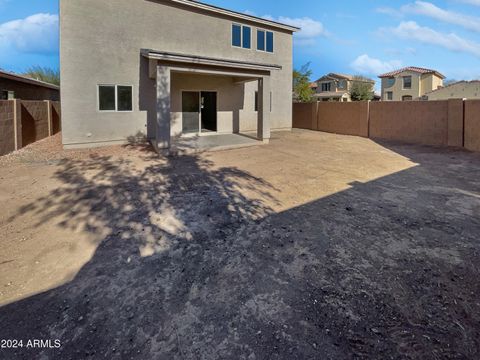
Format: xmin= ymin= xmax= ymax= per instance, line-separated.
xmin=256 ymin=29 xmax=274 ymax=53
xmin=242 ymin=26 xmax=251 ymax=49
xmin=232 ymin=24 xmax=241 ymax=47
xmin=402 ymin=95 xmax=413 ymax=101
xmin=386 ymin=91 xmax=393 ymax=101
xmin=98 ymin=85 xmax=133 ymax=112
xmin=338 ymin=80 xmax=347 ymax=89
xmin=321 ymin=83 xmax=331 ymax=92
xmin=257 ymin=30 xmax=265 ymax=51
xmin=386 ymin=77 xmax=395 ymax=87
xmin=266 ymin=31 xmax=274 ymax=53
xmin=232 ymin=24 xmax=251 ymax=49
xmin=403 ymin=76 xmax=412 ymax=89
xmin=1 ymin=90 xmax=14 ymax=100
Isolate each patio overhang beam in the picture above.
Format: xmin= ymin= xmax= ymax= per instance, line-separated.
xmin=143 ymin=49 xmax=281 ymax=79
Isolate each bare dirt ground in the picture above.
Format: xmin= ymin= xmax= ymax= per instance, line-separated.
xmin=0 ymin=130 xmax=479 ymax=359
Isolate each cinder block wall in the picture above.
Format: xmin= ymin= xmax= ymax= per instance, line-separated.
xmin=369 ymin=101 xmax=448 ymax=146
xmin=292 ymin=103 xmax=317 ymax=130
xmin=465 ymin=100 xmax=480 ymax=152
xmin=292 ymin=99 xmax=480 ymax=152
xmin=0 ymin=100 xmax=61 ymax=156
xmin=317 ymin=102 xmax=369 ymax=137
xmin=0 ymin=101 xmax=15 ymax=156
xmin=21 ymin=101 xmax=50 ymax=146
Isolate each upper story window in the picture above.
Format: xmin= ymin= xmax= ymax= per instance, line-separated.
xmin=386 ymin=77 xmax=395 ymax=88
xmin=321 ymin=82 xmax=331 ymax=92
xmin=257 ymin=29 xmax=274 ymax=53
xmin=232 ymin=24 xmax=251 ymax=49
xmin=338 ymin=80 xmax=347 ymax=89
xmin=98 ymin=84 xmax=133 ymax=112
xmin=403 ymin=76 xmax=412 ymax=89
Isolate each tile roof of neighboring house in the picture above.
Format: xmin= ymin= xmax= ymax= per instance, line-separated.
xmin=0 ymin=70 xmax=60 ymax=90
xmin=423 ymin=80 xmax=480 ymax=95
xmin=379 ymin=66 xmax=446 ymax=79
xmin=316 ymin=73 xmax=375 ymax=83
xmin=309 ymin=82 xmax=318 ymax=88
xmin=175 ymin=0 xmax=300 ymax=32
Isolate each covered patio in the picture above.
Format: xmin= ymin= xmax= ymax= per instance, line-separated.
xmin=142 ymin=49 xmax=282 ymax=153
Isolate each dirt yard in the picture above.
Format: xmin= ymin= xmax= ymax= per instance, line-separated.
xmin=0 ymin=130 xmax=479 ymax=359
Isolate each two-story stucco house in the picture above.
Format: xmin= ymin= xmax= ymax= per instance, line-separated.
xmin=421 ymin=80 xmax=480 ymax=101
xmin=60 ymin=0 xmax=299 ymax=150
xmin=379 ymin=67 xmax=445 ymax=101
xmin=310 ymin=73 xmax=375 ymax=102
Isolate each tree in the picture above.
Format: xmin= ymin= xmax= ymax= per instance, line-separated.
xmin=23 ymin=66 xmax=60 ymax=86
xmin=350 ymin=75 xmax=374 ymax=101
xmin=293 ymin=63 xmax=314 ymax=103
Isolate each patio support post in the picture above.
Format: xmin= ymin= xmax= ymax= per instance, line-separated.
xmin=156 ymin=65 xmax=171 ymax=149
xmin=257 ymin=76 xmax=271 ymax=142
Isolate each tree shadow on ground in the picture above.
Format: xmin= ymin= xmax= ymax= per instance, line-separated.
xmin=1 ymin=141 xmax=480 ymax=359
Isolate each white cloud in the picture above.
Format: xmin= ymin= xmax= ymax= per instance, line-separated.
xmin=0 ymin=13 xmax=58 ymax=54
xmin=402 ymin=1 xmax=480 ymax=32
xmin=388 ymin=21 xmax=480 ymax=58
xmin=350 ymin=54 xmax=402 ymax=75
xmin=244 ymin=11 xmax=327 ymax=46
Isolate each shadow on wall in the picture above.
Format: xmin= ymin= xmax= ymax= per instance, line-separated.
xmin=20 ymin=104 xmax=36 ymax=147
xmin=52 ymin=104 xmax=61 ymax=135
xmin=139 ymin=55 xmax=156 ymax=140
xmin=0 ymin=141 xmax=480 ymax=358
xmin=231 ymin=82 xmax=246 ymax=134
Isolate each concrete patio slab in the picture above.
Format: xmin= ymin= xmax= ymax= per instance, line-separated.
xmin=169 ymin=133 xmax=265 ymax=155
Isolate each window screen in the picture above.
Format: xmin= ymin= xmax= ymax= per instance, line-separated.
xmin=242 ymin=26 xmax=251 ymax=49
xmin=117 ymin=86 xmax=133 ymax=111
xmin=232 ymin=24 xmax=241 ymax=47
xmin=257 ymin=30 xmax=265 ymax=51
xmin=99 ymin=85 xmax=116 ymax=111
xmin=266 ymin=31 xmax=274 ymax=52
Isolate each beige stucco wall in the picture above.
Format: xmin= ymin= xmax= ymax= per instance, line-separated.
xmin=381 ymin=71 xmax=443 ymax=101
xmin=426 ymin=82 xmax=480 ymax=100
xmin=60 ymin=0 xmax=293 ymax=147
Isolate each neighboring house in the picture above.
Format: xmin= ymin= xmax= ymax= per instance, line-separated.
xmin=422 ymin=81 xmax=480 ymax=100
xmin=310 ymin=73 xmax=375 ymax=102
xmin=379 ymin=66 xmax=445 ymax=101
xmin=0 ymin=70 xmax=59 ymax=101
xmin=60 ymin=0 xmax=299 ymax=150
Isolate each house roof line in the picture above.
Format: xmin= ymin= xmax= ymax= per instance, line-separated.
xmin=168 ymin=0 xmax=300 ymax=32
xmin=142 ymin=49 xmax=282 ymax=71
xmin=378 ymin=66 xmax=446 ymax=79
xmin=423 ymin=80 xmax=480 ymax=95
xmin=0 ymin=70 xmax=60 ymax=90
xmin=314 ymin=73 xmax=375 ymax=83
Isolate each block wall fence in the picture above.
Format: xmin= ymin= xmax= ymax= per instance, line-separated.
xmin=0 ymin=100 xmax=61 ymax=156
xmin=293 ymin=100 xmax=480 ymax=152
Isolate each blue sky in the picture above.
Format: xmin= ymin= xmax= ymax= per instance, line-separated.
xmin=1 ymin=0 xmax=480 ymax=86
